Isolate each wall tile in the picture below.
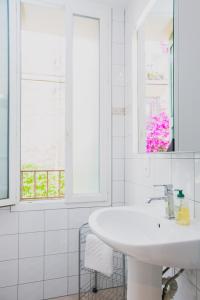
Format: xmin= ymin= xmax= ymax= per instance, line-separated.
xmin=0 ymin=211 xmax=18 ymax=235
xmin=68 ymin=229 xmax=79 ymax=253
xmin=129 ymin=158 xmax=152 ymax=187
xmin=68 ymin=208 xmax=90 ymax=229
xmin=172 ymin=153 xmax=194 ymax=159
xmin=112 ymin=86 xmax=125 ymax=107
xmin=0 ymin=260 xmax=18 ymax=288
xmin=125 ymin=158 xmax=133 ymax=182
xmin=172 ymin=159 xmax=195 ymax=200
xmin=68 ymin=252 xmax=79 ymax=277
xmin=68 ymin=276 xmax=78 ymax=295
xmin=125 ymin=182 xmax=135 ymax=205
xmin=112 ymin=8 xmax=124 ymax=22
xmin=112 ymin=115 xmax=124 ymax=137
xmin=18 ymin=282 xmax=43 ymax=300
xmin=125 ymin=136 xmax=133 ymax=156
xmin=194 ymin=201 xmax=200 ymax=221
xmin=152 ymin=159 xmax=171 ymax=186
xmin=195 ymin=159 xmax=200 ymax=203
xmin=19 ymin=232 xmax=44 ymax=258
xmin=45 ymin=230 xmax=68 ymax=255
xmin=45 ymin=209 xmax=68 ymax=231
xmin=112 ymin=65 xmax=125 ymax=86
xmin=89 ymin=207 xmax=107 ymax=214
xmin=189 ymin=200 xmax=195 ymax=219
xmin=44 ymin=277 xmax=68 ymax=299
xmin=44 ymin=253 xmax=67 ymax=280
xmin=0 ymin=285 xmax=18 ymax=300
xmin=112 ymin=44 xmax=124 ymax=66
xmin=112 ymin=21 xmax=124 ymax=44
xmin=112 ymin=202 xmax=124 ymax=207
xmin=112 ymin=137 xmax=124 ymax=159
xmin=112 ymin=159 xmax=124 ymax=181
xmin=126 ymin=183 xmax=154 ymax=206
xmin=0 ymin=235 xmax=18 ymax=261
xmin=19 ymin=257 xmax=44 ymax=284
xmin=19 ymin=211 xmax=44 ymax=233
xmin=112 ymin=181 xmax=124 ymax=204
xmin=125 ymin=112 xmax=133 ymax=137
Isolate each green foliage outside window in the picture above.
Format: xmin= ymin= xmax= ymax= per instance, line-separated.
xmin=21 ymin=164 xmax=64 ymax=199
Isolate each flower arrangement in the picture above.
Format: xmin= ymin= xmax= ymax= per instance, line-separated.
xmin=146 ymin=112 xmax=170 ymax=153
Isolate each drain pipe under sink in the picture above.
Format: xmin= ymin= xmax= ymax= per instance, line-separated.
xmin=162 ymin=268 xmax=184 ymax=300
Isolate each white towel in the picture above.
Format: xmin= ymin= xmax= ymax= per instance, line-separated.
xmin=84 ymin=234 xmax=113 ymax=277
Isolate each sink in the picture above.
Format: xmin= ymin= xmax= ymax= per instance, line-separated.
xmin=89 ymin=206 xmax=200 ymax=300
xmin=89 ymin=206 xmax=200 ymax=269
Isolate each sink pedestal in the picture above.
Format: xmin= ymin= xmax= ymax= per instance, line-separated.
xmin=127 ymin=257 xmax=162 ymax=300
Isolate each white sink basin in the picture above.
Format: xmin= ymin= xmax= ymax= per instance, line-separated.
xmin=89 ymin=206 xmax=200 ymax=300
xmin=89 ymin=206 xmax=200 ymax=269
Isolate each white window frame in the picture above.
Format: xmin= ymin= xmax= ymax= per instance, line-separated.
xmin=66 ymin=0 xmax=112 ymax=204
xmin=0 ymin=0 xmax=19 ymax=207
xmin=9 ymin=0 xmax=111 ymax=210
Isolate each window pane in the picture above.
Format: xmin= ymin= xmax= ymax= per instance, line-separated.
xmin=0 ymin=0 xmax=9 ymax=199
xmin=21 ymin=3 xmax=66 ymax=200
xmin=73 ymin=16 xmax=100 ymax=194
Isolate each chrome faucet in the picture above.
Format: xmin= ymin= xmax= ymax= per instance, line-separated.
xmin=147 ymin=184 xmax=175 ymax=219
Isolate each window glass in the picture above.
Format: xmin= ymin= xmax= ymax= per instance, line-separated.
xmin=73 ymin=16 xmax=100 ymax=194
xmin=21 ymin=3 xmax=66 ymax=199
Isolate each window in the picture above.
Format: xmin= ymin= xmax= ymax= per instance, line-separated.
xmin=19 ymin=0 xmax=111 ymax=204
xmin=73 ymin=16 xmax=100 ymax=194
xmin=20 ymin=2 xmax=66 ymax=200
xmin=0 ymin=0 xmax=9 ymax=200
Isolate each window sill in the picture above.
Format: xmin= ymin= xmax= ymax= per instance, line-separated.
xmin=11 ymin=198 xmax=111 ymax=211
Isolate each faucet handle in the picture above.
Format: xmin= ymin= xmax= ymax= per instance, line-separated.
xmin=153 ymin=184 xmax=173 ymax=194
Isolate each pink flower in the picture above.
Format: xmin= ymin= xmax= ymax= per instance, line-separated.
xmin=146 ymin=112 xmax=170 ymax=153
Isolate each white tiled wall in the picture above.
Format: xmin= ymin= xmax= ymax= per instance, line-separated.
xmin=111 ymin=6 xmax=125 ymax=208
xmin=125 ymin=2 xmax=200 ymax=299
xmin=0 ymin=8 xmax=125 ymax=300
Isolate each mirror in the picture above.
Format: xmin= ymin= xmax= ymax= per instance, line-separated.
xmin=137 ymin=0 xmax=174 ymax=153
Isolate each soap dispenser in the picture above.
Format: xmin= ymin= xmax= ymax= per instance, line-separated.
xmin=175 ymin=190 xmax=190 ymax=225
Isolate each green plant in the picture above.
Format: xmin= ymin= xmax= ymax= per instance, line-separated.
xmin=21 ymin=164 xmax=64 ymax=199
